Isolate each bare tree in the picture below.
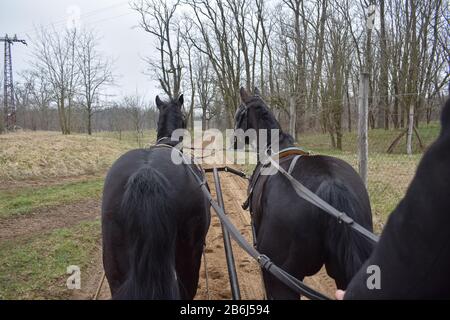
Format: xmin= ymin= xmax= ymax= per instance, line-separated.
xmin=195 ymin=54 xmax=216 ymax=130
xmin=322 ymin=9 xmax=350 ymax=150
xmin=185 ymin=0 xmax=248 ymax=126
xmin=77 ymin=30 xmax=115 ymax=135
xmin=32 ymin=26 xmax=79 ymax=134
xmin=379 ymin=0 xmax=389 ymax=129
xmin=181 ymin=19 xmax=196 ymax=131
xmin=123 ymin=94 xmax=147 ymax=146
xmin=132 ymin=0 xmax=183 ymax=99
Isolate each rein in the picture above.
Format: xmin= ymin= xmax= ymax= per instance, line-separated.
xmin=263 ymin=147 xmax=379 ymax=244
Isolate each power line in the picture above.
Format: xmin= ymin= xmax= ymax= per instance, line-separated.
xmin=23 ymin=11 xmax=136 ymax=42
xmin=19 ymin=0 xmax=131 ymax=38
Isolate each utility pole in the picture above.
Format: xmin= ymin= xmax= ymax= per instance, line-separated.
xmin=1 ymin=34 xmax=27 ymax=132
xmin=358 ymin=3 xmax=375 ymax=186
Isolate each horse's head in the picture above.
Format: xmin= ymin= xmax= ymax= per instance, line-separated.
xmin=155 ymin=94 xmax=186 ymax=145
xmin=233 ymin=87 xmax=282 ymax=150
xmin=234 ymin=87 xmax=268 ymax=131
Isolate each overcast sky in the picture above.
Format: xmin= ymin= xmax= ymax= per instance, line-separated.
xmin=0 ymin=0 xmax=162 ymax=103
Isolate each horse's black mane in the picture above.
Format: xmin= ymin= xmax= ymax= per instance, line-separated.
xmin=246 ymin=96 xmax=295 ymax=147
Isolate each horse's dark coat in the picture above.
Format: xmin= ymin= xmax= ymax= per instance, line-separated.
xmin=236 ymin=88 xmax=374 ymax=299
xmin=345 ymin=99 xmax=450 ymax=299
xmin=102 ymin=96 xmax=210 ymax=300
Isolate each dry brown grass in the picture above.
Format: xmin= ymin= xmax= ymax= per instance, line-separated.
xmin=0 ymin=131 xmax=140 ymax=181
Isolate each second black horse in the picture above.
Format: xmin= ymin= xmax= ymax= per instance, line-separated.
xmin=235 ymin=87 xmax=374 ymax=299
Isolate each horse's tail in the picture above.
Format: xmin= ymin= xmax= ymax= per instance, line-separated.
xmin=115 ymin=166 xmax=179 ymax=300
xmin=316 ymin=179 xmax=374 ymax=287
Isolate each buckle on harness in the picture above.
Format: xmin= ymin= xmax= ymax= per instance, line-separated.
xmin=337 ymin=212 xmax=354 ymax=225
xmin=258 ymin=254 xmax=273 ymax=271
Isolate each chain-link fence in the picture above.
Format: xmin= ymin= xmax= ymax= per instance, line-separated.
xmin=294 ymin=96 xmax=445 ymax=233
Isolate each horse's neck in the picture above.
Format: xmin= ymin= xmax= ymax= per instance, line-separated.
xmin=157 ymin=128 xmax=181 ymax=147
xmin=157 ymin=125 xmax=172 ymax=139
xmin=256 ymin=115 xmax=294 ymax=152
xmin=277 ymin=132 xmax=295 ymax=150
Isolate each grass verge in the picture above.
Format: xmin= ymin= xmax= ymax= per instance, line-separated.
xmin=0 ymin=219 xmax=101 ymax=300
xmin=0 ymin=179 xmax=103 ymax=219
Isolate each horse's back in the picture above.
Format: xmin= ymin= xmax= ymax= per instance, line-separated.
xmin=259 ymin=154 xmax=371 ymax=227
xmin=101 ymin=147 xmax=210 ymax=298
xmin=254 ymin=154 xmax=373 ymax=290
xmin=103 ymin=147 xmax=207 ymax=218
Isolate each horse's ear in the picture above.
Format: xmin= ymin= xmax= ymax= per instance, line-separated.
xmin=177 ymin=94 xmax=184 ymax=108
xmin=254 ymin=87 xmax=261 ymax=96
xmin=156 ymin=95 xmax=163 ymax=110
xmin=240 ymin=87 xmax=250 ymax=102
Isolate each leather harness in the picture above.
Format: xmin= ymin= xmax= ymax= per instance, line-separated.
xmin=242 ymin=147 xmax=310 ymax=212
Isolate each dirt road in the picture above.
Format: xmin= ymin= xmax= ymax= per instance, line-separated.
xmin=194 ymin=165 xmax=336 ymax=300
xmin=195 ymin=170 xmax=265 ymax=299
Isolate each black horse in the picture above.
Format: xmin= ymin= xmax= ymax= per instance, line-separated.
xmin=102 ymin=95 xmax=210 ymax=300
xmin=234 ymin=87 xmax=374 ymax=299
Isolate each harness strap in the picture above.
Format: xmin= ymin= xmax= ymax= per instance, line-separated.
xmin=266 ymin=154 xmax=379 ymax=243
xmin=242 ymin=163 xmax=263 ymax=210
xmin=288 ymin=155 xmax=302 ymax=175
xmin=151 ymin=143 xmax=207 ymax=186
xmin=156 ymin=136 xmax=170 ymax=144
xmin=243 ymin=148 xmax=309 ymax=211
xmin=272 ymin=147 xmax=310 ymax=158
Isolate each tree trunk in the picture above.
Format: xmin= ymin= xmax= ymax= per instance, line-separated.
xmin=202 ymin=107 xmax=207 ymax=131
xmin=407 ymin=103 xmax=414 ymax=155
xmin=289 ymin=96 xmax=296 ymax=140
xmin=313 ymin=0 xmax=327 ymax=130
xmin=380 ymin=0 xmax=390 ymax=130
xmin=87 ymin=107 xmax=92 ymax=135
xmin=335 ymin=106 xmax=343 ymax=150
xmin=346 ymin=87 xmax=352 ymax=132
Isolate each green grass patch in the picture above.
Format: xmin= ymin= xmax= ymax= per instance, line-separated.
xmin=300 ymin=121 xmax=440 ymax=154
xmin=0 ymin=179 xmax=104 ymax=219
xmin=0 ymin=219 xmax=101 ymax=300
